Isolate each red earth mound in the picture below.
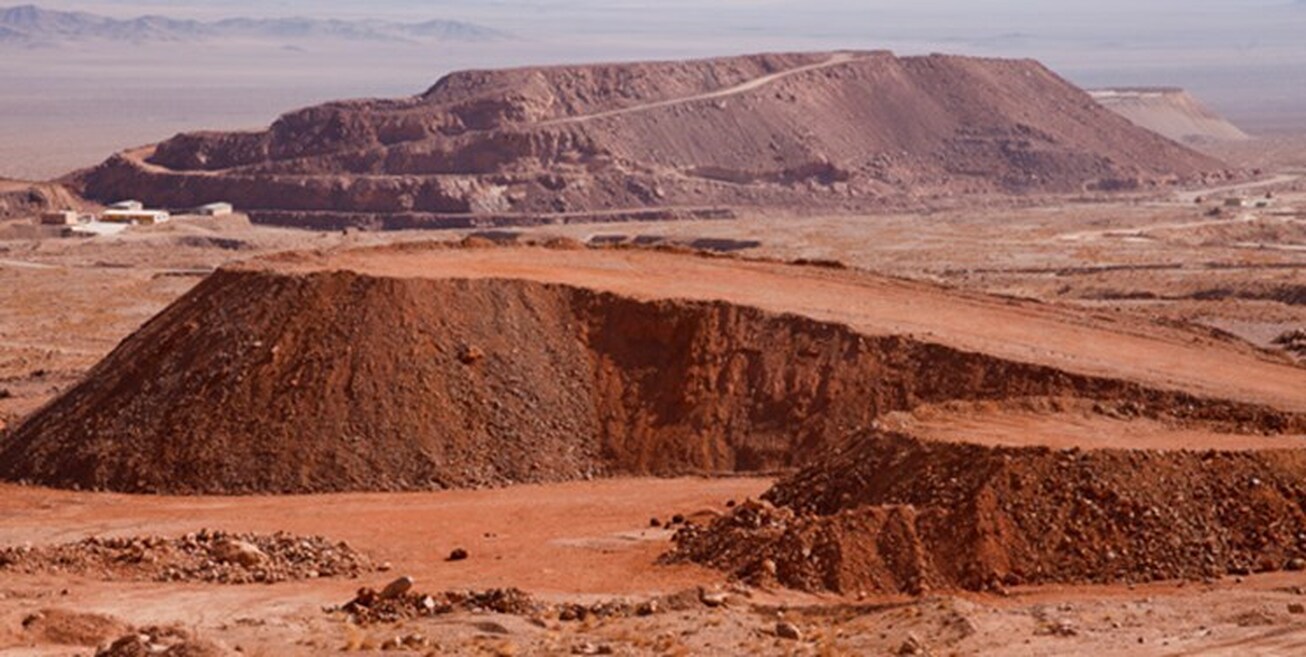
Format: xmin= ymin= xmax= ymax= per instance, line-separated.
xmin=73 ymin=51 xmax=1228 ymax=228
xmin=667 ymin=431 xmax=1306 ymax=595
xmin=1 ymin=246 xmax=1301 ymax=494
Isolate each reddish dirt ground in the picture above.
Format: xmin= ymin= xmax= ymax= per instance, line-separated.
xmin=4 ymin=479 xmax=1306 ymax=656
xmin=882 ymin=400 xmax=1306 ymax=451
xmin=0 ymin=478 xmax=770 ymax=597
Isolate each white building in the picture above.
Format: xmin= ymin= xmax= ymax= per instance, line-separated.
xmin=66 ymin=222 xmax=129 ymax=237
xmin=108 ymin=200 xmax=145 ymax=211
xmin=39 ymin=210 xmax=80 ymax=225
xmin=100 ymin=209 xmax=171 ymax=225
xmin=197 ymin=202 xmax=234 ymax=217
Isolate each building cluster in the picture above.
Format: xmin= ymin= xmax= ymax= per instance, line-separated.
xmin=1222 ymin=196 xmax=1274 ymax=209
xmin=39 ymin=201 xmax=234 ymax=236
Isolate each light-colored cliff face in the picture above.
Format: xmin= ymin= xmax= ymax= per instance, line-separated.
xmin=1092 ymin=88 xmax=1250 ymax=144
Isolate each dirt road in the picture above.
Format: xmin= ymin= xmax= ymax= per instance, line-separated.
xmin=539 ymin=52 xmax=865 ymax=127
xmin=1176 ymin=173 xmax=1302 ymax=204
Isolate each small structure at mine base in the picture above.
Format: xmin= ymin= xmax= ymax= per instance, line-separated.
xmin=39 ymin=210 xmax=80 ymax=225
xmin=64 ymin=221 xmax=129 ymax=237
xmin=108 ymin=200 xmax=145 ymax=211
xmin=100 ymin=209 xmax=171 ymax=225
xmin=196 ymin=202 xmax=234 ymax=217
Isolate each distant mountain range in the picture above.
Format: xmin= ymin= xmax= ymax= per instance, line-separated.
xmin=0 ymin=4 xmax=508 ymax=46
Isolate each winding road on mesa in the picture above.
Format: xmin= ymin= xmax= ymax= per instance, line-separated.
xmin=539 ymin=52 xmax=866 ymax=127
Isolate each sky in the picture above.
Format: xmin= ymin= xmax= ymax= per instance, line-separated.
xmin=16 ymin=2 xmax=1306 ymax=115
xmin=52 ymin=0 xmax=1299 ymax=124
xmin=28 ymin=1 xmax=1306 ymax=70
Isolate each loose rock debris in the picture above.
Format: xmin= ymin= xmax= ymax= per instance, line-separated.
xmin=334 ymin=581 xmax=729 ymax=626
xmin=0 ymin=530 xmax=376 ymax=584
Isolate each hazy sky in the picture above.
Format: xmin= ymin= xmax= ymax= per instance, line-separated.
xmin=31 ymin=1 xmax=1306 ymax=69
xmin=35 ymin=0 xmax=1299 ymax=123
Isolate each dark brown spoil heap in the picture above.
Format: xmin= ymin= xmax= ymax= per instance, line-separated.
xmin=666 ymin=432 xmax=1306 ymax=594
xmin=1 ymin=260 xmax=1299 ymax=494
xmin=74 ymin=51 xmax=1227 ymax=226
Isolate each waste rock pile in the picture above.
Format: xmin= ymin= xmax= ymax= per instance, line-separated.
xmin=667 ymin=432 xmax=1306 ymax=594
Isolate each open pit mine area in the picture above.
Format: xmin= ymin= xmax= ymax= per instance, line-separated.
xmin=1 ymin=240 xmax=1304 ymax=655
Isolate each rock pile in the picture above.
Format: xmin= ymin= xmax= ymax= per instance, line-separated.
xmin=340 ymin=586 xmax=542 ymax=625
xmin=1274 ymin=329 xmax=1306 ymax=358
xmin=667 ymin=431 xmax=1306 ymax=595
xmin=95 ymin=625 xmax=226 ymax=657
xmin=337 ymin=579 xmax=712 ymax=626
xmin=0 ymin=530 xmax=375 ymax=584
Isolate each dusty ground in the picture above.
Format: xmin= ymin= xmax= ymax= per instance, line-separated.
xmin=3 ymin=480 xmax=1306 ymax=656
xmin=1 ymin=141 xmax=1305 ymax=654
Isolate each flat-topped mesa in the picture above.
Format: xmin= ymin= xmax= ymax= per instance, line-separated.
xmin=2 ymin=244 xmax=1302 ymax=495
xmin=73 ymin=51 xmax=1229 ymax=228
